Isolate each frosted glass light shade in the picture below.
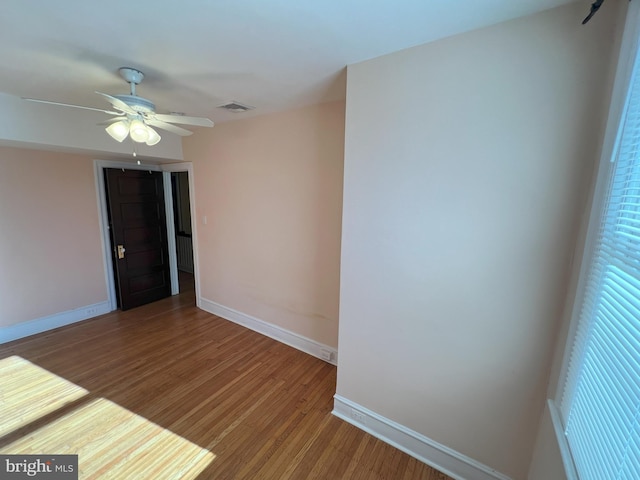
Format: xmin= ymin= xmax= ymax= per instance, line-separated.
xmin=105 ymin=121 xmax=130 ymax=142
xmin=129 ymin=119 xmax=149 ymax=143
xmin=145 ymin=126 xmax=161 ymax=146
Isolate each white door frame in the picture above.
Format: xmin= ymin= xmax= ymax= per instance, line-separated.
xmin=161 ymin=162 xmax=201 ymax=307
xmin=94 ymin=159 xmax=198 ymax=311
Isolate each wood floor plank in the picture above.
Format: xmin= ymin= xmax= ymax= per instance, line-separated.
xmin=0 ymin=282 xmax=452 ymax=479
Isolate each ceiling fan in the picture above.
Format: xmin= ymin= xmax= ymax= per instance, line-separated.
xmin=24 ymin=67 xmax=214 ymax=146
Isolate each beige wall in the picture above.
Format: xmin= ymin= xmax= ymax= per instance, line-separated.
xmin=336 ymin=3 xmax=618 ymax=479
xmin=0 ymin=146 xmax=107 ymax=327
xmin=183 ymin=101 xmax=344 ymax=347
xmin=528 ymin=404 xmax=567 ymax=480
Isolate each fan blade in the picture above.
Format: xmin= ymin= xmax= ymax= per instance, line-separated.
xmin=146 ymin=119 xmax=193 ymax=136
xmin=22 ymin=97 xmax=120 ymax=115
xmin=95 ymin=92 xmax=137 ymax=115
xmin=97 ymin=117 xmax=128 ymax=126
xmin=153 ymin=113 xmax=214 ymax=127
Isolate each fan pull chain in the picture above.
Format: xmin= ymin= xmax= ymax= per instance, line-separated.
xmin=132 ymin=141 xmax=141 ymax=164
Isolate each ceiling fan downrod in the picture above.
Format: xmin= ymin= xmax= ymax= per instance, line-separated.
xmin=119 ymin=67 xmax=144 ymax=96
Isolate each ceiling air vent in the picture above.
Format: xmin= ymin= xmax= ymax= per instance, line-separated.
xmin=218 ymin=101 xmax=255 ymax=113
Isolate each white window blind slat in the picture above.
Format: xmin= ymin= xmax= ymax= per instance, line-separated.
xmin=582 ymin=352 xmax=631 ymax=441
xmin=600 ymin=292 xmax=640 ymax=346
xmin=589 ymin=332 xmax=635 ymax=434
xmin=571 ymin=386 xmax=619 ymax=478
xmin=593 ymin=331 xmax=637 ymax=408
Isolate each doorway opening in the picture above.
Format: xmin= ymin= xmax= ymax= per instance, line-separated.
xmin=95 ymin=160 xmax=199 ymax=312
xmin=171 ymin=171 xmax=195 ymax=295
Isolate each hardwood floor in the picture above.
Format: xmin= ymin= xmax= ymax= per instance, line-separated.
xmin=0 ymin=282 xmax=451 ymax=479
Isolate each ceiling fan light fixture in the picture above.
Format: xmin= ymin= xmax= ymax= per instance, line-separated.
xmin=129 ymin=119 xmax=149 ymax=143
xmin=145 ymin=126 xmax=161 ymax=146
xmin=105 ymin=120 xmax=130 ymax=142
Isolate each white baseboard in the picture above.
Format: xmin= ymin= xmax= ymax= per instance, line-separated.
xmin=0 ymin=301 xmax=112 ymax=344
xmin=199 ymin=297 xmax=338 ymax=365
xmin=332 ymin=395 xmax=512 ymax=480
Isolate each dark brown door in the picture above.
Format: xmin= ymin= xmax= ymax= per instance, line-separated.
xmin=104 ymin=168 xmax=171 ymax=310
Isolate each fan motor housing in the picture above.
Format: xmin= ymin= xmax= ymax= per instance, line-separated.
xmin=115 ymin=94 xmax=156 ymax=114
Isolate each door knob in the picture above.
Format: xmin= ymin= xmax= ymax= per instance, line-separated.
xmin=117 ymin=245 xmax=126 ymax=259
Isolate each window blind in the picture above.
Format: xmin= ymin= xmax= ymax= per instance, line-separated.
xmin=559 ymin=28 xmax=640 ymax=480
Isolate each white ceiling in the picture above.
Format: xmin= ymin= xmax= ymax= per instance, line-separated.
xmin=0 ymin=0 xmax=577 ymax=124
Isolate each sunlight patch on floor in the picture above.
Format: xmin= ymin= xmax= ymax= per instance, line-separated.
xmin=0 ymin=355 xmax=88 ymax=437
xmin=0 ymin=356 xmax=216 ymax=479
